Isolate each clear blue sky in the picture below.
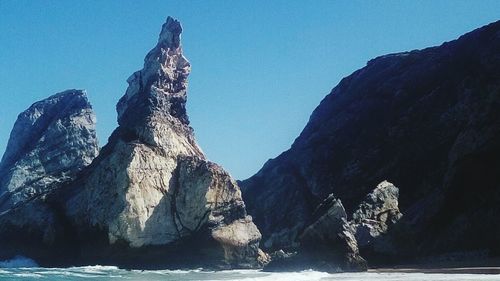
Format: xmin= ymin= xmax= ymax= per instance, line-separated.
xmin=1 ymin=1 xmax=499 ymax=179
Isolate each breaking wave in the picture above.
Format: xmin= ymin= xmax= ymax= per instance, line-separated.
xmin=0 ymin=266 xmax=499 ymax=280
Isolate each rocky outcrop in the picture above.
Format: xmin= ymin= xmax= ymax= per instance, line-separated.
xmin=350 ymin=181 xmax=402 ymax=252
xmin=0 ymin=17 xmax=263 ymax=269
xmin=264 ymin=181 xmax=400 ymax=272
xmin=63 ymin=17 xmax=263 ymax=268
xmin=299 ymin=196 xmax=366 ymax=272
xmin=0 ymin=90 xmax=98 ymax=212
xmin=241 ymin=20 xmax=500 ymax=264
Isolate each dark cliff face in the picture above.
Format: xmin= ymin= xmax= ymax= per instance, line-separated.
xmin=241 ymin=20 xmax=500 ymax=260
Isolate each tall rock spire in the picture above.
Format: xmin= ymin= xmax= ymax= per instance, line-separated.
xmin=64 ymin=17 xmax=266 ymax=268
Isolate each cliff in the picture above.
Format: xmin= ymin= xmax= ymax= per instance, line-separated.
xmin=241 ymin=20 xmax=500 ymax=264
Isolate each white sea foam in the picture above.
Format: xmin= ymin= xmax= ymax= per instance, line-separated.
xmin=1 ymin=266 xmax=500 ymax=280
xmin=12 ymin=272 xmax=43 ymax=278
xmin=230 ymin=270 xmax=332 ymax=281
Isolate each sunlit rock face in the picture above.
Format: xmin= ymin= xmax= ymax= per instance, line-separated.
xmin=0 ymin=17 xmax=264 ymax=269
xmin=66 ymin=17 xmax=264 ymax=268
xmin=0 ymin=90 xmax=98 ymax=212
xmin=241 ymin=20 xmax=500 ymax=262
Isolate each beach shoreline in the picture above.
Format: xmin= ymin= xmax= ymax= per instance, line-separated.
xmin=370 ymin=267 xmax=500 ymax=275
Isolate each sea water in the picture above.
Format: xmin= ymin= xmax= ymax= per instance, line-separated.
xmin=1 ymin=257 xmax=499 ymax=281
xmin=1 ymin=266 xmax=500 ymax=281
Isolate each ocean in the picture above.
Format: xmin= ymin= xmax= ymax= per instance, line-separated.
xmin=1 ymin=266 xmax=500 ymax=281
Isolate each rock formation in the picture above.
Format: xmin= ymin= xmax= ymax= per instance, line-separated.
xmin=297 ymin=196 xmax=366 ymax=272
xmin=0 ymin=90 xmax=98 ymax=212
xmin=0 ymin=17 xmax=265 ymax=269
xmin=65 ymin=17 xmax=264 ymax=268
xmin=241 ymin=20 xmax=500 ymax=264
xmin=264 ymin=181 xmax=400 ymax=272
xmin=349 ymin=181 xmax=402 ymax=252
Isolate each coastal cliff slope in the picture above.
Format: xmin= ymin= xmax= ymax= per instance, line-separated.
xmin=241 ymin=20 xmax=500 ymax=263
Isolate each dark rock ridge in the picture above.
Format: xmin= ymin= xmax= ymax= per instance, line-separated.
xmin=0 ymin=90 xmax=98 ymax=212
xmin=241 ymin=20 xmax=500 ymax=264
xmin=0 ymin=17 xmax=266 ymax=269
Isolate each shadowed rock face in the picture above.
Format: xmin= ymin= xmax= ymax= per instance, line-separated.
xmin=0 ymin=90 xmax=98 ymax=211
xmin=241 ymin=20 xmax=500 ymax=262
xmin=299 ymin=196 xmax=367 ymax=272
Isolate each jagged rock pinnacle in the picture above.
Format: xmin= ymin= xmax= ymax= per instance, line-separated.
xmin=116 ymin=16 xmax=196 ymax=152
xmin=158 ymin=16 xmax=182 ymax=48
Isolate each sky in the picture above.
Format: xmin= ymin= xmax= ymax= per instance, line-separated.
xmin=0 ymin=1 xmax=499 ymax=180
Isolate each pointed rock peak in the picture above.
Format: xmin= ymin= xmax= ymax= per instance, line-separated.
xmin=158 ymin=16 xmax=183 ymax=48
xmin=115 ymin=15 xmax=199 ymax=153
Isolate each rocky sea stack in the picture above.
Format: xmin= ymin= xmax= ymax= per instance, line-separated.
xmin=0 ymin=17 xmax=265 ymax=269
xmin=0 ymin=90 xmax=98 ymax=212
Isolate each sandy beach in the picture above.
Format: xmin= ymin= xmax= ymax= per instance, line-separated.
xmin=371 ymin=267 xmax=500 ymax=275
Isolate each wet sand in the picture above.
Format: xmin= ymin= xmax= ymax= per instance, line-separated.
xmin=370 ymin=267 xmax=500 ymax=274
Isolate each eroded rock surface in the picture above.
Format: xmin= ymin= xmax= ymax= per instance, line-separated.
xmin=0 ymin=90 xmax=98 ymax=211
